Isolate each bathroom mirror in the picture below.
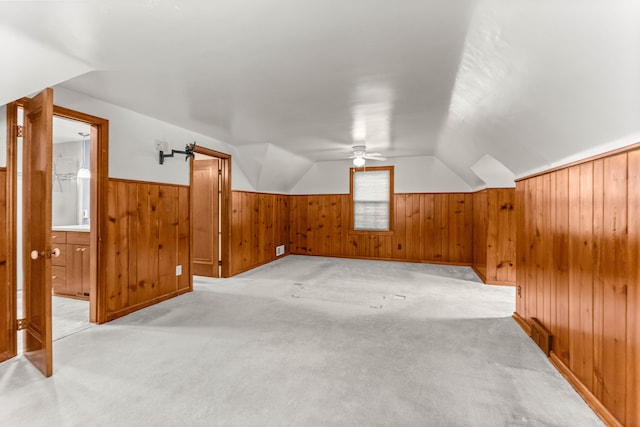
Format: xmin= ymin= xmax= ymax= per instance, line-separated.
xmin=52 ymin=116 xmax=91 ymax=230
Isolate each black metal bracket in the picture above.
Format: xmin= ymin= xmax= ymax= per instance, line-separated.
xmin=159 ymin=142 xmax=197 ymax=165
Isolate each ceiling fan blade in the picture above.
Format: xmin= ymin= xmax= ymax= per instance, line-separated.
xmin=363 ymin=154 xmax=387 ymax=161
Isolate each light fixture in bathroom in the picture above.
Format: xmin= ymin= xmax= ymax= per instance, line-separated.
xmin=77 ymin=132 xmax=91 ymax=179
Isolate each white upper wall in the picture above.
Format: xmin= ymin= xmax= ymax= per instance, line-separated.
xmin=0 ymin=26 xmax=92 ymax=108
xmin=470 ymin=154 xmax=516 ymax=189
xmin=2 ymin=0 xmax=638 ymax=193
xmin=290 ymin=156 xmax=473 ymax=195
xmin=0 ymin=104 xmax=6 ymax=167
xmin=53 ymin=86 xmax=254 ymax=190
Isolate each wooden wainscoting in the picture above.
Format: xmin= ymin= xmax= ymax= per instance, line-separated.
xmin=102 ymin=179 xmax=191 ymax=322
xmin=289 ymin=193 xmax=474 ymax=264
xmin=229 ymin=191 xmax=289 ymax=276
xmin=472 ymin=188 xmax=516 ymax=285
xmin=515 ymin=148 xmax=640 ymax=426
xmin=472 ymin=190 xmax=488 ymax=280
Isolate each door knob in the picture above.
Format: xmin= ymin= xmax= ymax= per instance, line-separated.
xmin=30 ymin=249 xmax=61 ymax=259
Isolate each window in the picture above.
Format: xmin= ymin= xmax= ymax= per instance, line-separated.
xmin=350 ymin=166 xmax=394 ymax=232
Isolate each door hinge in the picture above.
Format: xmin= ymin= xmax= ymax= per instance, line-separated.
xmin=16 ymin=318 xmax=28 ymax=330
xmin=218 ymin=260 xmax=223 ymax=267
xmin=17 ymin=125 xmax=23 ymax=138
xmin=218 ymin=169 xmax=222 ymax=176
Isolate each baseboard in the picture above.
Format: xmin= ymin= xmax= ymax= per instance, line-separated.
xmin=471 ymin=265 xmax=487 ymax=283
xmin=484 ymin=279 xmax=516 ymax=286
xmin=529 ymin=317 xmax=553 ymax=356
xmin=52 ymin=292 xmax=90 ymax=301
xmin=548 ymin=352 xmax=623 ymax=427
xmin=288 ymin=252 xmax=473 ymax=267
xmin=104 ymin=287 xmax=192 ymax=323
xmin=512 ymin=312 xmax=531 ymax=336
xmin=227 ymin=253 xmax=290 ymax=277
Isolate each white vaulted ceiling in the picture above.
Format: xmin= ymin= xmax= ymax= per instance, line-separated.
xmin=1 ymin=0 xmax=639 ymax=191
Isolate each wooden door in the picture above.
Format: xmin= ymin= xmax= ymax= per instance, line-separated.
xmin=22 ymin=89 xmax=54 ymax=377
xmin=193 ymin=158 xmax=220 ymax=277
xmin=0 ymin=155 xmax=15 ymax=363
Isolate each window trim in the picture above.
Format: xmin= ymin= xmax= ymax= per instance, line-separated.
xmin=349 ymin=165 xmax=394 ymax=234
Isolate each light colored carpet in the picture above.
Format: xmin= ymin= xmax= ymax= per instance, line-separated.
xmin=1 ymin=256 xmax=603 ymax=426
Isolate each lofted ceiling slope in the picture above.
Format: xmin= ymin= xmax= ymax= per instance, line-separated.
xmin=1 ymin=0 xmax=639 ymax=192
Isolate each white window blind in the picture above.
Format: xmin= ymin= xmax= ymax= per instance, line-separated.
xmin=353 ymin=169 xmax=390 ymax=231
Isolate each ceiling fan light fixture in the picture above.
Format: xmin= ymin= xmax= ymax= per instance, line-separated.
xmin=353 ymin=156 xmax=366 ymax=167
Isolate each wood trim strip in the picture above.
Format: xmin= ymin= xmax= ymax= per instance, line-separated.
xmin=108 ymin=177 xmax=190 ymax=188
xmin=516 ymin=141 xmax=640 ymax=182
xmin=231 ymin=252 xmax=482 ymax=277
xmin=286 ymin=252 xmax=473 ymax=267
xmin=394 ymin=191 xmax=481 ymax=195
xmin=233 ymin=189 xmax=290 ymax=196
xmin=288 ymin=189 xmax=511 ymax=198
xmin=228 ymin=253 xmax=290 ymax=277
xmin=471 ymin=265 xmax=487 ymax=283
xmin=289 ymin=193 xmax=349 ymax=197
xmin=105 ymin=287 xmax=191 ymax=322
xmin=53 ymin=105 xmax=106 ymax=125
xmin=193 ymin=146 xmax=230 ymax=160
xmin=4 ymin=102 xmax=19 ymax=360
xmin=484 ymin=280 xmax=516 ymax=287
xmin=549 ymin=352 xmax=623 ymax=427
xmin=512 ymin=312 xmax=531 ymax=336
xmin=347 ymin=230 xmax=394 ymax=236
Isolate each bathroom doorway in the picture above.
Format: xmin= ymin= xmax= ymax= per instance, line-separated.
xmin=3 ymin=92 xmax=109 ymax=376
xmin=14 ymin=111 xmax=95 ymax=350
xmin=49 ymin=115 xmax=93 ymax=340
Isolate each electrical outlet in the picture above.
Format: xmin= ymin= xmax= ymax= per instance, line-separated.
xmin=275 ymin=245 xmax=285 ymax=256
xmin=176 ymin=265 xmax=182 ymax=276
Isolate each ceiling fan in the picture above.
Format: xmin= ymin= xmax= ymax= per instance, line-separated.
xmin=348 ymin=145 xmax=387 ymax=167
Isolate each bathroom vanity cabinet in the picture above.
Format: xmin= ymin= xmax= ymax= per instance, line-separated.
xmin=51 ymin=230 xmax=90 ymax=300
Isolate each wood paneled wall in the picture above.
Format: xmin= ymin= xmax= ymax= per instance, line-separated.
xmin=515 ymin=150 xmax=639 ymax=426
xmin=472 ymin=190 xmax=488 ymax=279
xmin=472 ymin=189 xmax=516 ymax=285
xmin=229 ymin=191 xmax=289 ymax=275
xmin=289 ymin=193 xmax=474 ymax=264
xmin=102 ymin=179 xmax=191 ymax=321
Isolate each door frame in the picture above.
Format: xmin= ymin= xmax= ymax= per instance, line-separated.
xmin=7 ymin=100 xmax=109 ymax=326
xmin=190 ymin=146 xmax=231 ymax=278
xmin=2 ymin=102 xmax=20 ymax=362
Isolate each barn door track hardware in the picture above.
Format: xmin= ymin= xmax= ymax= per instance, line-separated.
xmin=159 ymin=142 xmax=196 ymax=164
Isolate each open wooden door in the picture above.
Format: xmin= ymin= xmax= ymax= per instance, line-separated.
xmin=0 ymin=133 xmax=16 ymax=363
xmin=22 ymin=89 xmax=54 ymax=377
xmin=193 ymin=158 xmax=220 ymax=277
